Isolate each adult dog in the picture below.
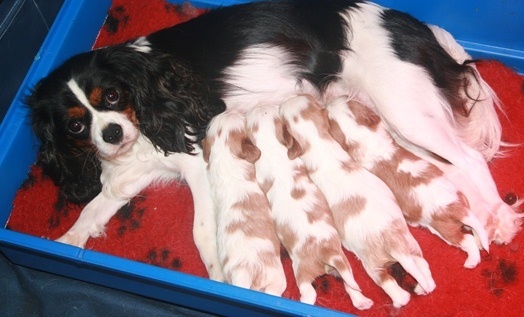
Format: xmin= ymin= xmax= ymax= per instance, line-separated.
xmin=27 ymin=0 xmax=518 ymax=281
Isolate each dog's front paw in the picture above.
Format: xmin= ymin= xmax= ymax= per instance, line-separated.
xmin=55 ymin=231 xmax=90 ymax=248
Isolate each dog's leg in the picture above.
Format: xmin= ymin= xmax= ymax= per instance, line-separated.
xmin=56 ymin=194 xmax=129 ymax=248
xmin=55 ymin=166 xmax=160 ymax=247
xmin=179 ymin=151 xmax=224 ymax=282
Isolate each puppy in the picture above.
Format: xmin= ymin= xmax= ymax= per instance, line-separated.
xmin=326 ymin=97 xmax=490 ymax=267
xmin=424 ymin=152 xmax=523 ymax=245
xmin=245 ymin=105 xmax=373 ymax=309
xmin=202 ymin=111 xmax=286 ymax=295
xmin=280 ymin=95 xmax=436 ymax=308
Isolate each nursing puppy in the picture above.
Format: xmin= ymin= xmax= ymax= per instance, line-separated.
xmin=423 ymin=152 xmax=523 ymax=245
xmin=245 ymin=105 xmax=373 ymax=309
xmin=326 ymin=97 xmax=490 ymax=267
xmin=280 ymin=95 xmax=436 ymax=308
xmin=202 ymin=111 xmax=286 ymax=295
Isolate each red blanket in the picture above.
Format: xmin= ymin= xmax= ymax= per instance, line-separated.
xmin=8 ymin=1 xmax=524 ymax=316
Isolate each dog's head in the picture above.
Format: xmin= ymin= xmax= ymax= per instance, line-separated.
xmin=27 ymin=38 xmax=225 ymax=203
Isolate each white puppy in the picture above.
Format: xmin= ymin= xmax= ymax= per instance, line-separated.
xmin=245 ymin=105 xmax=373 ymax=310
xmin=280 ymin=95 xmax=436 ymax=308
xmin=202 ymin=111 xmax=286 ymax=296
xmin=326 ymin=97 xmax=490 ymax=268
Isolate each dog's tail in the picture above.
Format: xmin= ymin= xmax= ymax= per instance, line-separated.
xmin=329 ymin=255 xmax=362 ymax=292
xmin=428 ymin=24 xmax=504 ymax=161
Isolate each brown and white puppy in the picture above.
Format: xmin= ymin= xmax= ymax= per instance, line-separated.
xmin=326 ymin=97 xmax=490 ymax=268
xmin=202 ymin=111 xmax=286 ymax=296
xmin=279 ymin=95 xmax=436 ymax=308
xmin=245 ymin=105 xmax=373 ymax=310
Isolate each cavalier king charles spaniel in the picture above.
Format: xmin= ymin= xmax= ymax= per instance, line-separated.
xmin=26 ymin=0 xmax=521 ymax=282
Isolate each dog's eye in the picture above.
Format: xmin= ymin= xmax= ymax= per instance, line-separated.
xmin=67 ymin=120 xmax=85 ymax=134
xmin=104 ymin=89 xmax=120 ymax=105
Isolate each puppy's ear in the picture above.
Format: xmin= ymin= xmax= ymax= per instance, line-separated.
xmin=238 ymin=137 xmax=261 ymax=164
xmin=327 ymin=118 xmax=350 ymax=152
xmin=274 ymin=117 xmax=289 ymax=147
xmin=201 ymin=136 xmax=212 ymax=164
xmin=282 ymin=124 xmax=303 ymax=160
xmin=347 ymin=101 xmax=381 ymax=129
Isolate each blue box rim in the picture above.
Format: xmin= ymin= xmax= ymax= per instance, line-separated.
xmin=1 ymin=0 xmax=523 ymax=316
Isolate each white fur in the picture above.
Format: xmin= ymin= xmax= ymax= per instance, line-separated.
xmin=202 ymin=111 xmax=286 ymax=295
xmin=245 ymin=105 xmax=373 ymax=309
xmin=326 ymin=97 xmax=490 ymax=268
xmin=222 ymin=45 xmax=320 ymax=112
xmin=280 ymin=95 xmax=436 ymax=308
xmin=127 ymin=36 xmax=152 ymax=53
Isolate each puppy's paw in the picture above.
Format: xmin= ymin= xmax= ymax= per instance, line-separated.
xmin=351 ymin=293 xmax=374 ymax=310
xmin=493 ymin=202 xmax=523 ymax=244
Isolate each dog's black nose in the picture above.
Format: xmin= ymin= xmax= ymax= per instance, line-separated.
xmin=102 ymin=123 xmax=123 ymax=144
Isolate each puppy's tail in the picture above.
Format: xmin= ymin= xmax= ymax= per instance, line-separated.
xmin=428 ymin=24 xmax=504 ymax=161
xmin=393 ymin=252 xmax=436 ymax=295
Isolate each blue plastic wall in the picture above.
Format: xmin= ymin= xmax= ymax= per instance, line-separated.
xmin=0 ymin=0 xmax=522 ymax=316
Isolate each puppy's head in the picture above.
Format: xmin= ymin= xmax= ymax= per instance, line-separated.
xmin=27 ymin=38 xmax=225 ymax=202
xmin=202 ymin=112 xmax=260 ymax=165
xmin=279 ymin=95 xmax=331 ymax=159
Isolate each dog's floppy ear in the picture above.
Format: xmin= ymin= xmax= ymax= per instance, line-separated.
xmin=347 ymin=101 xmax=381 ymax=129
xmin=106 ymin=46 xmax=225 ymax=155
xmin=36 ymin=143 xmax=102 ymax=204
xmin=327 ymin=117 xmax=350 ymax=152
xmin=26 ymin=87 xmax=102 ymax=204
xmin=281 ymin=123 xmax=303 ymax=160
xmin=238 ymin=137 xmax=261 ymax=164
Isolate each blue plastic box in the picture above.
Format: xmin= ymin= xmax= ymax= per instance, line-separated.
xmin=0 ymin=0 xmax=522 ymax=316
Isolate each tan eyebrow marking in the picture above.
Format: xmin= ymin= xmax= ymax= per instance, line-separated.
xmin=89 ymin=87 xmax=103 ymax=107
xmin=67 ymin=106 xmax=86 ymax=118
